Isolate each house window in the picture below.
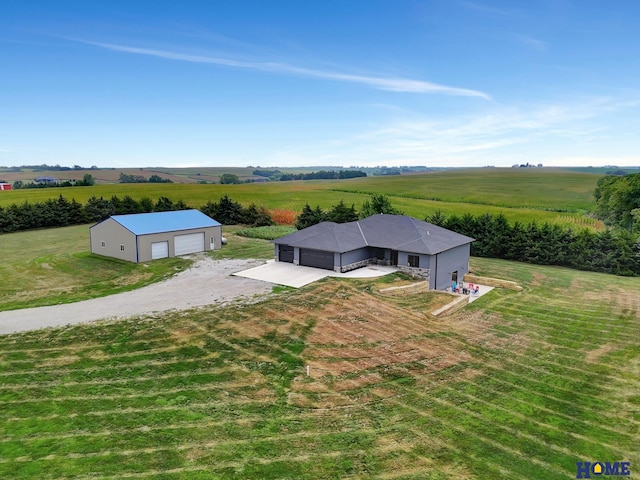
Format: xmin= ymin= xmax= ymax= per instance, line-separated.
xmin=408 ymin=255 xmax=420 ymax=268
xmin=101 ymin=241 xmax=106 ymax=248
xmin=120 ymin=244 xmax=125 ymax=251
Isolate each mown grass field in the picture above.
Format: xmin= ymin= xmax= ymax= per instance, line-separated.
xmin=0 ymin=252 xmax=638 ymax=478
xmin=0 ymin=168 xmax=605 ymax=230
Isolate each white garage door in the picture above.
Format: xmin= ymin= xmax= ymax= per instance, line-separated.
xmin=151 ymin=241 xmax=169 ymax=259
xmin=174 ymin=232 xmax=205 ymax=256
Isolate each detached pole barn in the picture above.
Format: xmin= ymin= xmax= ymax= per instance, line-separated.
xmin=90 ymin=210 xmax=222 ymax=263
xmin=0 ymin=183 xmax=12 ymax=191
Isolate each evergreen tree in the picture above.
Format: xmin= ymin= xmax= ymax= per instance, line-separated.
xmin=326 ymin=200 xmax=358 ymax=223
xmin=359 ymin=194 xmax=402 ymax=218
xmin=425 ymin=210 xmax=447 ymax=226
xmin=84 ymin=196 xmax=114 ymax=222
xmin=242 ymin=204 xmax=275 ymax=227
xmin=139 ymin=197 xmax=154 ymax=213
xmin=154 ymin=196 xmax=174 ymax=212
xmin=295 ymin=203 xmax=327 ymax=230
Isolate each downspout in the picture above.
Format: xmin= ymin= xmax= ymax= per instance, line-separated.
xmin=433 ymin=253 xmax=438 ymax=291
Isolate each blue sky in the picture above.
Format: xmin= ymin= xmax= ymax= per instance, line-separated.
xmin=2 ymin=1 xmax=640 ymax=168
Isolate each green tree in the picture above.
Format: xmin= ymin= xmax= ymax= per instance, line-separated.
xmin=80 ymin=173 xmax=95 ymax=186
xmin=154 ymin=196 xmax=174 ymax=212
xmin=84 ymin=196 xmax=114 ymax=222
xmin=295 ymin=203 xmax=327 ymax=230
xmin=139 ymin=197 xmax=154 ymax=213
xmin=425 ymin=210 xmax=447 ymax=226
xmin=326 ymin=200 xmax=358 ymax=223
xmin=201 ymin=195 xmax=244 ymax=224
xmin=242 ymin=204 xmax=274 ymax=227
xmin=594 ymin=173 xmax=640 ymax=229
xmin=219 ymin=173 xmax=241 ymax=184
xmin=359 ymin=194 xmax=402 ymax=218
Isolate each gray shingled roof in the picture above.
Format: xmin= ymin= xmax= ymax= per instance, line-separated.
xmin=274 ymin=214 xmax=474 ymax=255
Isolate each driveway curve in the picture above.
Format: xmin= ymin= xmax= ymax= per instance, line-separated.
xmin=0 ymin=257 xmax=273 ymax=335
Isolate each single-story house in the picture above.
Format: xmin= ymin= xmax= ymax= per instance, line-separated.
xmin=273 ymin=214 xmax=474 ymax=290
xmin=34 ymin=176 xmax=59 ymax=184
xmin=90 ymin=209 xmax=222 ymax=263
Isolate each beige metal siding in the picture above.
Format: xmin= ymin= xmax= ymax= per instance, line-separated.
xmin=91 ymin=221 xmax=222 ymax=263
xmin=136 ymin=225 xmax=222 ymax=262
xmin=90 ymin=219 xmax=137 ymax=263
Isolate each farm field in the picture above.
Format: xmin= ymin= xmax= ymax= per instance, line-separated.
xmin=0 ymin=254 xmax=638 ymax=478
xmin=0 ymin=168 xmax=605 ymax=230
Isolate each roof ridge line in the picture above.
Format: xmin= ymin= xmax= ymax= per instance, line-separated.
xmin=356 ymin=220 xmax=368 ymax=246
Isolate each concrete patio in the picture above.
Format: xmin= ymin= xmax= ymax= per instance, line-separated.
xmin=233 ymin=260 xmax=398 ymax=288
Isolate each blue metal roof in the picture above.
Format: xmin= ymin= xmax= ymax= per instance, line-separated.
xmin=110 ymin=210 xmax=220 ymax=235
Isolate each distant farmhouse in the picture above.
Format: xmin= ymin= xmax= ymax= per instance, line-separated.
xmin=34 ymin=176 xmax=59 ymax=184
xmin=90 ymin=210 xmax=222 ymax=263
xmin=0 ymin=183 xmax=11 ymax=191
xmin=274 ymin=214 xmax=474 ymax=290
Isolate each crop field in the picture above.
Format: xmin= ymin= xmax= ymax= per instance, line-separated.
xmin=0 ymin=241 xmax=638 ymax=478
xmin=0 ymin=168 xmax=605 ymax=230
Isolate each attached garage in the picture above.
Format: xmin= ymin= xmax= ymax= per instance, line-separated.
xmin=175 ymin=232 xmax=205 ymax=256
xmin=300 ymin=248 xmax=334 ymax=270
xmin=90 ymin=210 xmax=222 ymax=263
xmin=151 ymin=241 xmax=169 ymax=259
xmin=278 ymin=245 xmax=294 ymax=263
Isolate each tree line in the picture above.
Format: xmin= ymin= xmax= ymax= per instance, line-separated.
xmin=119 ymin=173 xmax=173 ymax=183
xmin=279 ymin=170 xmax=367 ymax=181
xmin=0 ymin=195 xmax=189 ymax=233
xmin=426 ymin=211 xmax=640 ymax=276
xmin=293 ymin=196 xmax=640 ymax=277
xmin=0 ymin=194 xmax=276 ymax=234
xmin=2 ymin=192 xmax=639 ymax=277
xmin=11 ymin=174 xmax=96 ymax=189
xmin=594 ymin=173 xmax=640 ymax=232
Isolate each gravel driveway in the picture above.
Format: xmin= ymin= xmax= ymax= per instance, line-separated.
xmin=0 ymin=257 xmax=273 ymax=335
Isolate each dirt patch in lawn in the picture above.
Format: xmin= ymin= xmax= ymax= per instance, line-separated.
xmin=288 ymin=281 xmax=505 ymax=408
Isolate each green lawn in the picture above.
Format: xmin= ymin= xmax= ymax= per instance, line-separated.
xmin=0 ymin=225 xmax=191 ymax=311
xmin=0 ymin=252 xmax=637 ymax=478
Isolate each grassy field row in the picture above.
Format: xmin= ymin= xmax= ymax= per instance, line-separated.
xmin=0 ymin=253 xmax=637 ymax=478
xmin=0 ymin=168 xmax=606 ymax=231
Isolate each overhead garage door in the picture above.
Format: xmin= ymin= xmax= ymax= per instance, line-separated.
xmin=175 ymin=232 xmax=205 ymax=256
xmin=300 ymin=248 xmax=334 ymax=270
xmin=151 ymin=241 xmax=169 ymax=259
xmin=279 ymin=245 xmax=294 ymax=263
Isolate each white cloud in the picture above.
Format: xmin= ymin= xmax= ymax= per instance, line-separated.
xmin=514 ymin=34 xmax=546 ymax=50
xmin=262 ymin=97 xmax=637 ymax=167
xmin=79 ymin=40 xmax=491 ymax=99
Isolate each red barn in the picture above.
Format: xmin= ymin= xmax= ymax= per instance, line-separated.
xmin=0 ymin=183 xmax=11 ymax=191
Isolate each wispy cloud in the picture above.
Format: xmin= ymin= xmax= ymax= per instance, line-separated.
xmin=265 ymin=98 xmax=629 ymax=167
xmin=459 ymin=1 xmax=522 ymax=18
xmin=78 ymin=39 xmax=491 ymax=99
xmin=514 ymin=34 xmax=546 ymax=50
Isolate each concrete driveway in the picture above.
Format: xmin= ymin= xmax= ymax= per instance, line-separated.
xmin=233 ymin=260 xmax=398 ymax=288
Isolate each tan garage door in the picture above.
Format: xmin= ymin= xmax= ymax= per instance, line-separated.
xmin=174 ymin=232 xmax=204 ymax=256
